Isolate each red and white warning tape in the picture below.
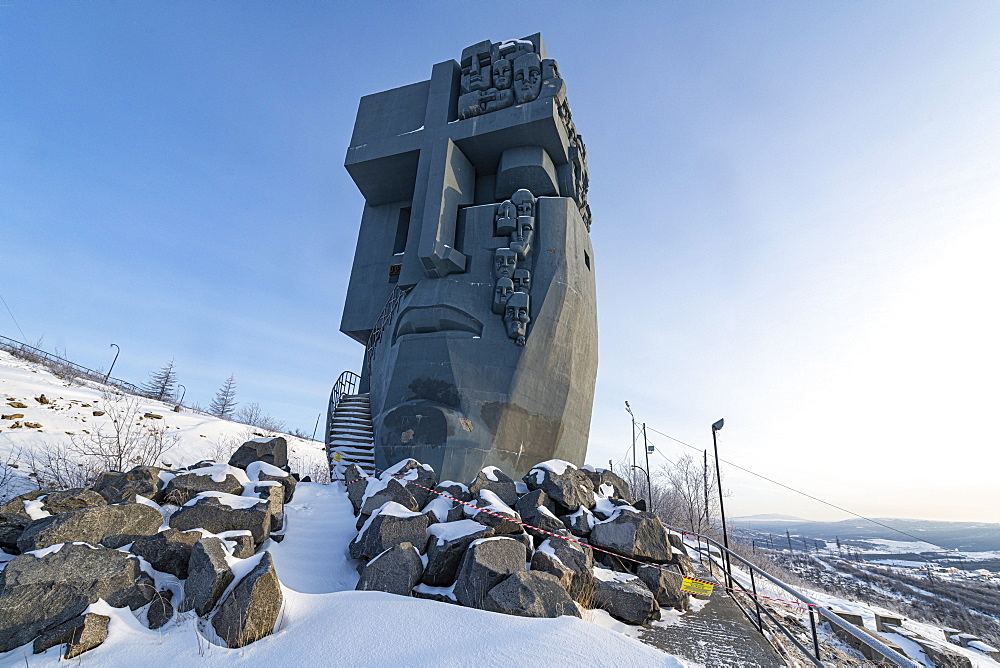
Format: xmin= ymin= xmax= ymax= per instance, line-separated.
xmin=340 ymin=465 xmax=818 ymax=610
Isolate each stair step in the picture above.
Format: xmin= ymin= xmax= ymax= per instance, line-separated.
xmin=329 ymin=434 xmax=374 ymax=443
xmin=329 ymin=445 xmax=374 ymax=454
xmin=330 ymin=453 xmax=374 ymax=461
xmin=329 ymin=428 xmax=374 ymax=438
xmin=330 ymin=426 xmax=372 ymax=434
xmin=329 ymin=442 xmax=374 ymax=450
xmin=328 ymin=387 xmax=375 ymax=478
xmin=333 ymin=455 xmax=375 ymax=464
xmin=330 ymin=446 xmax=374 ymax=454
xmin=329 ymin=433 xmax=373 ymax=441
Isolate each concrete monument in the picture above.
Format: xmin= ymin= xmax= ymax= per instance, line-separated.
xmin=339 ymin=34 xmax=597 ymax=482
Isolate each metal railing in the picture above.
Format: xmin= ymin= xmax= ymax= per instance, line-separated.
xmin=363 ymin=285 xmax=411 ymax=377
xmin=325 ymin=370 xmax=361 ymax=465
xmin=667 ymin=523 xmax=919 ymax=667
xmin=0 ymin=334 xmax=145 ymax=396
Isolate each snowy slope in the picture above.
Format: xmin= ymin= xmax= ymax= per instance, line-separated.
xmin=712 ymin=547 xmax=1000 ymax=667
xmin=0 ymin=350 xmax=326 ymax=496
xmin=0 ymin=483 xmax=690 ymax=667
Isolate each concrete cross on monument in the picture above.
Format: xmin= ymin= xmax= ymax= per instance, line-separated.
xmin=344 ymin=35 xmax=577 ymax=285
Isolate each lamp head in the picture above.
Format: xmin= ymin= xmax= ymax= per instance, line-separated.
xmin=712 ymin=418 xmax=724 ymax=432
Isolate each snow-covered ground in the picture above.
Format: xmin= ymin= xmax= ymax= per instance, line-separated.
xmin=1 ymin=483 xmax=690 ymax=667
xmin=713 ymin=548 xmax=1000 ymax=667
xmin=0 ymin=350 xmax=326 ymax=496
xmin=0 ymin=351 xmax=693 ymax=666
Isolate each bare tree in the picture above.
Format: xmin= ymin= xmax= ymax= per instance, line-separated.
xmin=210 ymin=374 xmax=238 ymax=419
xmin=22 ymin=441 xmax=98 ymax=490
xmin=653 ymin=453 xmax=721 ymax=536
xmin=235 ymin=402 xmax=286 ymax=433
xmin=68 ymin=389 xmax=179 ymax=472
xmin=142 ymin=358 xmax=178 ymax=401
xmin=0 ymin=448 xmax=26 ymax=501
xmin=290 ymin=453 xmax=330 ymax=484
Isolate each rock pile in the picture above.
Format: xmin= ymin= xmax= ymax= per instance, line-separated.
xmin=346 ymin=458 xmax=695 ymax=624
xmin=0 ymin=436 xmax=295 ymax=657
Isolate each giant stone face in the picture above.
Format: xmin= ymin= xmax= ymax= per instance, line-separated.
xmin=339 ymin=34 xmax=596 ymax=483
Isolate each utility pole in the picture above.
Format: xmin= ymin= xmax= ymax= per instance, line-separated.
xmin=642 ymin=423 xmax=653 ymax=512
xmin=703 ymin=450 xmax=709 ymax=533
xmin=625 ymin=402 xmax=636 ymax=495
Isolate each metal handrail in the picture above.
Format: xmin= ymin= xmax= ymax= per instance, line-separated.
xmin=665 ymin=522 xmax=919 ymax=667
xmin=0 ymin=334 xmax=145 ymax=396
xmin=363 ymin=285 xmax=411 ymax=376
xmin=325 ymin=370 xmax=361 ymax=466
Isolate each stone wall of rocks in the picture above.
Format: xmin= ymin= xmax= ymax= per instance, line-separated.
xmin=346 ymin=458 xmax=696 ymax=625
xmin=0 ymin=436 xmax=293 ymax=658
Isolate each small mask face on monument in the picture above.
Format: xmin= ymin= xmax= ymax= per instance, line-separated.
xmin=495 ymin=200 xmax=517 ymax=236
xmin=493 ymin=276 xmax=514 ymax=314
xmin=492 ymin=59 xmax=513 ymax=90
xmin=504 ymin=292 xmax=531 ymax=346
xmin=461 ymin=42 xmax=493 ymax=94
xmin=493 ymin=248 xmax=517 ymax=280
xmin=511 ymin=216 xmax=533 ymax=258
xmin=512 ymin=268 xmax=531 ymax=293
xmin=470 ymin=63 xmax=491 ymax=92
xmin=513 ymin=53 xmax=542 ymax=104
xmin=511 ymin=189 xmax=535 ymax=218
xmin=570 ymin=141 xmax=589 ymax=205
xmin=542 ymin=58 xmax=560 ymax=82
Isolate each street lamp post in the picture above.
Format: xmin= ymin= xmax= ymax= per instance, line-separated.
xmin=625 ymin=401 xmax=636 ymax=488
xmin=630 ymin=464 xmax=651 ymax=512
xmin=104 ymin=344 xmax=120 ymax=383
xmin=712 ymin=418 xmax=732 ymax=588
xmin=174 ymin=384 xmax=186 ymax=412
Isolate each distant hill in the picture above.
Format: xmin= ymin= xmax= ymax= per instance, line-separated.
xmin=734 ymin=516 xmax=1000 ymax=552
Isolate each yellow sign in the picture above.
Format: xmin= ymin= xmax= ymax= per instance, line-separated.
xmin=332 ymin=452 xmax=343 ymax=462
xmin=681 ymin=577 xmax=714 ymax=597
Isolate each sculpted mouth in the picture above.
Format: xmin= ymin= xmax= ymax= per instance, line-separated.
xmin=393 ymin=306 xmax=483 ymax=342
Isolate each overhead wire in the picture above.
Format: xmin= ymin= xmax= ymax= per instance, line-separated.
xmin=0 ymin=291 xmax=28 ymax=342
xmin=641 ymin=423 xmax=962 ymax=558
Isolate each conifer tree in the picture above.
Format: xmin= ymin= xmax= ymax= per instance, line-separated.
xmin=142 ymin=358 xmax=178 ymax=401
xmin=209 ymin=374 xmax=238 ymax=419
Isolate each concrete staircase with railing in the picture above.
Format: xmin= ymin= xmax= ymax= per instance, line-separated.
xmin=327 ymin=393 xmax=375 ymax=476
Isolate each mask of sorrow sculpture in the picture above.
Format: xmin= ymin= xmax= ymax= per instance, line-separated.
xmin=337 ymin=33 xmax=596 ymax=482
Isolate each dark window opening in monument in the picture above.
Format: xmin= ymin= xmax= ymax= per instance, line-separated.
xmin=584 ymin=250 xmax=591 ymax=270
xmin=388 ymin=263 xmax=401 ymax=283
xmin=454 ymin=210 xmax=467 ymax=255
xmin=393 ymin=207 xmax=411 ymax=255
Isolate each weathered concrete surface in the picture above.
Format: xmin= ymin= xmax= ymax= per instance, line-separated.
xmin=337 ymin=34 xmax=597 ymax=483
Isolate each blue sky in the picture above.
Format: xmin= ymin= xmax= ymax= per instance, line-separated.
xmin=3 ymin=2 xmax=998 ymax=522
